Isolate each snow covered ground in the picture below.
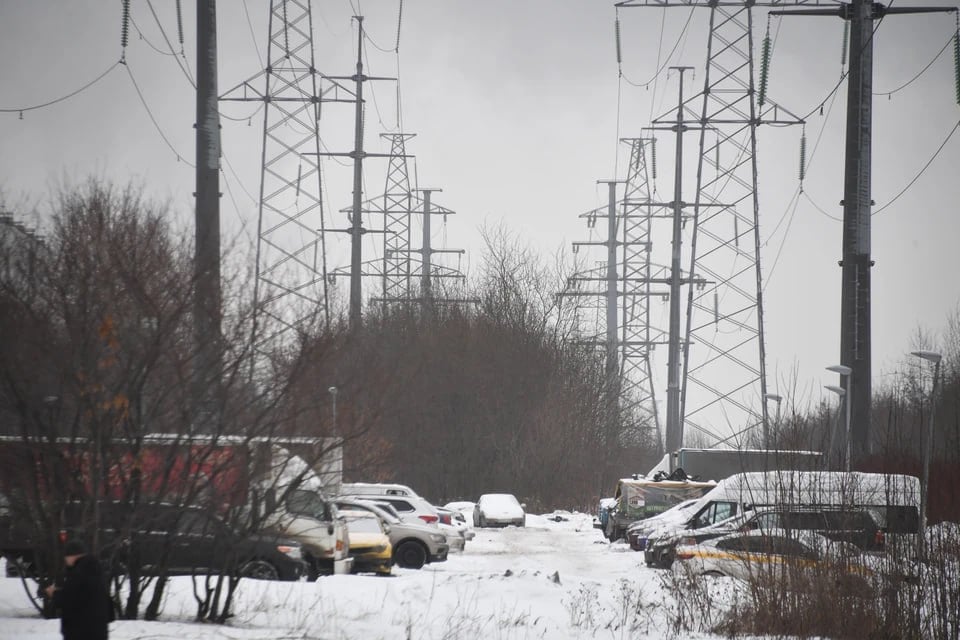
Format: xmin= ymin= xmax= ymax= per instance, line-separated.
xmin=0 ymin=511 xmax=736 ymax=640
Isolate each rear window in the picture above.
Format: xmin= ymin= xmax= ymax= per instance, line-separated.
xmin=782 ymin=511 xmax=827 ymax=530
xmin=822 ymin=510 xmax=875 ymax=530
xmin=379 ymin=498 xmax=415 ymax=512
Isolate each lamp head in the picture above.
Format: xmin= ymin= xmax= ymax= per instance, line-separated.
xmin=824 ymin=385 xmax=846 ymax=397
xmin=826 ymin=365 xmax=852 ymax=376
xmin=910 ymin=350 xmax=942 ymax=364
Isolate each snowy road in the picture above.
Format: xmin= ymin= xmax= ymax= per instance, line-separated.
xmin=0 ymin=512 xmax=730 ymax=639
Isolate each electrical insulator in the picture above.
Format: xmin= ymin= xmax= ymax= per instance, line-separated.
xmin=615 ymin=18 xmax=623 ymax=65
xmin=121 ymin=0 xmax=130 ymax=50
xmin=841 ymin=21 xmax=850 ymax=68
xmin=650 ymin=138 xmax=657 ymax=180
xmin=954 ymin=29 xmax=960 ymax=105
xmin=759 ymin=33 xmax=771 ymax=108
xmin=176 ymin=0 xmax=184 ymax=48
xmin=799 ymin=131 xmax=807 ymax=182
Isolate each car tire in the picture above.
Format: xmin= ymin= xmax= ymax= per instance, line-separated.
xmin=239 ymin=559 xmax=281 ymax=581
xmin=394 ymin=541 xmax=427 ymax=569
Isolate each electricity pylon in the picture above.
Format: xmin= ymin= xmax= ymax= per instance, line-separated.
xmin=617 ymin=0 xmax=803 ymax=450
xmin=221 ymin=0 xmax=356 ymax=352
xmin=329 ymin=138 xmax=471 ymax=310
xmin=563 ymin=137 xmax=669 ymax=448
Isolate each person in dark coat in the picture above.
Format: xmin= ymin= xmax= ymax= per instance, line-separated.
xmin=44 ymin=539 xmax=112 ymax=640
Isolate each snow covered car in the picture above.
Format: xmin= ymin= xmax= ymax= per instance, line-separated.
xmin=437 ymin=507 xmax=475 ymax=552
xmin=339 ymin=510 xmax=393 ymax=576
xmin=474 ymin=494 xmax=525 ymax=528
xmin=646 ymin=505 xmax=887 ymax=568
xmin=673 ymin=528 xmax=869 ymax=581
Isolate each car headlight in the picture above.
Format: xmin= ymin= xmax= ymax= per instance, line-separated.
xmin=277 ymin=544 xmax=302 ymax=560
xmin=430 ymin=533 xmax=446 ymax=543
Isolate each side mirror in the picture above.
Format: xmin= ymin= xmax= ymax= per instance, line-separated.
xmin=520 ymin=503 xmax=527 ymax=509
xmin=383 ymin=524 xmax=391 ymax=535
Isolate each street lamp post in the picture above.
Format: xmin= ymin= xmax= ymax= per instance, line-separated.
xmin=824 ymin=385 xmax=847 ymax=470
xmin=911 ymin=350 xmax=942 ymax=560
xmin=328 ymin=386 xmax=338 ymax=436
xmin=827 ymin=365 xmax=852 ymax=471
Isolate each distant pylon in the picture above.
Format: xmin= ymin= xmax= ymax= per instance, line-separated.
xmin=221 ymin=0 xmax=356 ymax=347
xmin=618 ymin=137 xmax=667 ymax=446
xmin=562 ymin=137 xmax=669 ymax=446
xmin=635 ymin=1 xmax=802 ymax=447
xmin=381 ymin=133 xmax=417 ymax=306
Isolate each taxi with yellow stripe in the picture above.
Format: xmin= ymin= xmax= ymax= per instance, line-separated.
xmin=673 ymin=528 xmax=871 ymax=582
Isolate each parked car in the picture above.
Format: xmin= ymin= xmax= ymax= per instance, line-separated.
xmin=339 ymin=510 xmax=393 ymax=576
xmin=4 ymin=499 xmax=308 ymax=582
xmin=436 ymin=507 xmax=475 ymax=552
xmin=339 ymin=483 xmax=421 ymax=498
xmin=626 ymin=498 xmax=701 ymax=552
xmin=474 ymin=494 xmax=525 ymax=528
xmin=333 ymin=499 xmax=449 ymax=569
xmin=338 ymin=484 xmax=441 ymax=526
xmin=345 ymin=493 xmax=440 ymax=526
xmin=673 ymin=528 xmax=870 ymax=585
xmin=98 ymin=503 xmax=307 ymax=581
xmin=645 ymin=505 xmax=885 ymax=569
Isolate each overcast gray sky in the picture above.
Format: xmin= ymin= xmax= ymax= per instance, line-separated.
xmin=2 ymin=0 xmax=958 ymax=426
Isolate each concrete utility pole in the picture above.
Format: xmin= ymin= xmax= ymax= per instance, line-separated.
xmin=194 ymin=0 xmax=221 ymax=431
xmin=664 ymin=66 xmax=693 ymax=454
xmin=604 ymin=180 xmax=620 ymax=388
xmin=348 ymin=16 xmax=366 ymax=329
xmin=771 ymin=0 xmax=956 ymax=467
xmin=415 ymin=188 xmax=467 ymax=305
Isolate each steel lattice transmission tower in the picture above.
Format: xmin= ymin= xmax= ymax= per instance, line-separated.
xmin=562 ymin=137 xmax=668 ymax=445
xmin=380 ymin=133 xmax=417 ymax=305
xmin=222 ymin=0 xmax=355 ymax=346
xmin=618 ymin=0 xmax=802 ymax=449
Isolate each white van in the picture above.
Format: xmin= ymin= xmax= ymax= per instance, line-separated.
xmin=643 ymin=470 xmax=921 ymax=567
xmin=684 ymin=471 xmax=920 ymax=529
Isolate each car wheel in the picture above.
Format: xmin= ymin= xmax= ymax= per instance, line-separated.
xmin=239 ymin=559 xmax=280 ymax=581
xmin=395 ymin=541 xmax=427 ymax=569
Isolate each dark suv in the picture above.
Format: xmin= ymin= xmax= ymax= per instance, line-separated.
xmin=106 ymin=503 xmax=308 ymax=581
xmin=13 ymin=501 xmax=308 ymax=582
xmin=645 ymin=506 xmax=885 ymax=569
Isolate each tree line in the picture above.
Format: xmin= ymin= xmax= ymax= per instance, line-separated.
xmin=1 ymin=180 xmax=957 ymax=622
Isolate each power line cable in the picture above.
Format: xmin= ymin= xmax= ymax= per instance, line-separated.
xmin=129 ymin=14 xmax=178 ymax=56
xmin=145 ymin=0 xmax=196 ymax=88
xmin=873 ymin=32 xmax=955 ymax=98
xmin=124 ymin=61 xmax=194 ymax=167
xmin=241 ymin=0 xmax=264 ymax=68
xmin=873 ymin=118 xmax=960 ymax=215
xmin=619 ymin=5 xmax=696 ymax=90
xmin=0 ymin=60 xmax=122 ymax=114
